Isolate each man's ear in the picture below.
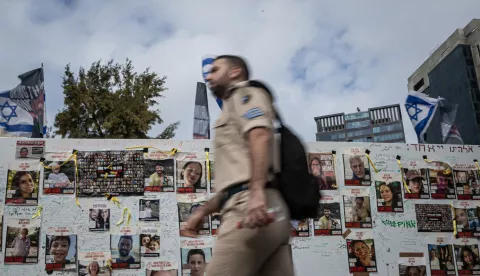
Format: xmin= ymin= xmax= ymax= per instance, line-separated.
xmin=228 ymin=66 xmax=242 ymax=79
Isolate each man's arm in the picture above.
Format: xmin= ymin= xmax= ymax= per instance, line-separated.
xmin=248 ymin=127 xmax=273 ymax=191
xmin=196 ymin=192 xmax=222 ymax=216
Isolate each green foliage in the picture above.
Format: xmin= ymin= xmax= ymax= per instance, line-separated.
xmin=54 ymin=58 xmax=179 ymax=138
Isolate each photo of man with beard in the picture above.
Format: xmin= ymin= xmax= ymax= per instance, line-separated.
xmin=110 ymin=235 xmax=140 ymax=269
xmin=45 ymin=235 xmax=77 ymax=271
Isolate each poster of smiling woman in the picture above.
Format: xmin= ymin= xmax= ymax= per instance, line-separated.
xmin=5 ymin=161 xmax=40 ymax=205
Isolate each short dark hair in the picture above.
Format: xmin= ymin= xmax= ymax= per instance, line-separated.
xmin=215 ymin=55 xmax=250 ymax=80
xmin=187 ymin=248 xmax=206 ymax=263
xmin=118 ymin=235 xmax=133 ymax=245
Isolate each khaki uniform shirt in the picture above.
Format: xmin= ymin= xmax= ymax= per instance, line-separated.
xmin=213 ymin=81 xmax=278 ymax=193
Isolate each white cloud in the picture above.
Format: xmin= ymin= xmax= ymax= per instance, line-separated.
xmin=0 ymin=0 xmax=479 ymax=143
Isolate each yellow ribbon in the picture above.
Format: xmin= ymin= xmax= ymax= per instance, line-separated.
xmin=73 ymin=152 xmax=80 ymax=207
xmin=397 ymin=159 xmax=411 ymax=193
xmin=475 ymin=160 xmax=480 ymax=176
xmin=424 ymin=157 xmax=452 ymax=175
xmin=32 ymin=206 xmax=43 ymax=219
xmin=125 ymin=145 xmax=157 ymax=150
xmin=106 ymin=258 xmax=112 ymax=270
xmin=169 ymin=148 xmax=178 ymax=156
xmin=331 ymin=152 xmax=338 ymax=188
xmin=451 ymin=204 xmax=458 ymax=237
xmin=205 ymin=151 xmax=211 ymax=182
xmin=105 ymin=193 xmax=121 ymax=207
xmin=365 ymin=153 xmax=379 ymax=173
xmin=116 ymin=207 xmax=131 ymax=226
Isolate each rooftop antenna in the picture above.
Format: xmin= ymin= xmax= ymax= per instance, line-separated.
xmin=357 ymin=107 xmax=361 ymax=112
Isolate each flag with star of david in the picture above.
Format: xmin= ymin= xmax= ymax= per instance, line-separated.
xmin=405 ymin=91 xmax=440 ymax=143
xmin=0 ymin=67 xmax=45 ymax=138
xmin=202 ymin=55 xmax=223 ymax=109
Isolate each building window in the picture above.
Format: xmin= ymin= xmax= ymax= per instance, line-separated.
xmin=373 ymin=123 xmax=403 ymax=134
xmin=346 ymin=120 xmax=370 ymax=129
xmin=345 ymin=112 xmax=370 ymax=121
xmin=373 ymin=132 xmax=404 ymax=142
xmin=413 ymin=78 xmax=424 ymax=91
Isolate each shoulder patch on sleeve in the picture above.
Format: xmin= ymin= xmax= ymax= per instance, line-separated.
xmin=241 ymin=94 xmax=251 ymax=104
xmin=242 ymin=107 xmax=265 ymax=120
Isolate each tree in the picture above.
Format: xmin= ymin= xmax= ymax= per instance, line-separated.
xmin=54 ymin=58 xmax=179 ymax=138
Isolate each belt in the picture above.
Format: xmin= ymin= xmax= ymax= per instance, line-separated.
xmin=219 ymin=181 xmax=275 ymax=210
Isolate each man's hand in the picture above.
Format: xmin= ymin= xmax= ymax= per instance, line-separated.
xmin=243 ymin=188 xmax=273 ymax=229
xmin=181 ymin=209 xmax=206 ymax=238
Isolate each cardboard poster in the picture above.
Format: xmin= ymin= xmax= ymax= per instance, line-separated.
xmin=4 ymin=218 xmax=40 ymax=264
xmin=5 ymin=161 xmax=40 ymax=205
xmin=453 ymin=164 xmax=480 ymax=200
xmin=181 ymin=239 xmax=212 ymax=276
xmin=307 ymin=152 xmax=337 ymax=190
xmin=454 ymin=239 xmax=480 ymax=275
xmin=176 ymin=152 xmax=207 ymax=193
xmin=290 ymin=219 xmax=310 ymax=237
xmin=313 ymin=194 xmax=342 ymax=236
xmin=374 ymin=173 xmax=404 ymax=212
xmin=343 ymin=148 xmax=371 ymax=186
xmin=402 ymin=160 xmax=430 ymax=199
xmin=139 ymin=198 xmax=160 ymax=222
xmin=429 ymin=168 xmax=456 ymax=200
xmin=415 ymin=204 xmax=453 ymax=232
xmin=398 ymin=256 xmax=426 ymax=276
xmin=88 ymin=202 xmax=110 ymax=232
xmin=77 ymin=150 xmax=145 ymax=197
xmin=177 ymin=194 xmax=210 ymax=236
xmin=427 ymin=236 xmax=456 ymax=275
xmin=453 ymin=201 xmax=480 ymax=238
xmin=346 ymin=231 xmax=377 ymax=273
xmin=343 ymin=188 xmax=372 ymax=228
xmin=110 ymin=227 xmax=141 ymax=269
xmin=45 ymin=229 xmax=77 ymax=272
xmin=140 ymin=227 xmax=161 ymax=258
xmin=144 ymin=151 xmax=175 ymax=193
xmin=78 ymin=251 xmax=111 ymax=276
xmin=15 ymin=140 xmax=45 ymax=159
xmin=146 ymin=260 xmax=178 ymax=276
xmin=211 ymin=213 xmax=221 ymax=236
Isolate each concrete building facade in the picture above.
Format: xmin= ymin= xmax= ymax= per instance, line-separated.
xmin=408 ymin=19 xmax=480 ymax=144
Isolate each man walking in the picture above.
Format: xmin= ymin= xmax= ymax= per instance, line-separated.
xmin=182 ymin=55 xmax=294 ymax=276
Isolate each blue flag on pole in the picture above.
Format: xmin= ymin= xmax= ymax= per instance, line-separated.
xmin=405 ymin=91 xmax=440 ymax=143
xmin=201 ymin=55 xmax=222 ymax=109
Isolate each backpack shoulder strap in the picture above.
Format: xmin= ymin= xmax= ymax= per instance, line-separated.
xmin=248 ymin=80 xmax=284 ymax=127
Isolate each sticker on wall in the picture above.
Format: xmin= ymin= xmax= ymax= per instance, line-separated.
xmin=415 ymin=204 xmax=453 ymax=232
xmin=346 ymin=231 xmax=377 ymax=273
xmin=398 ymin=255 xmax=426 ymax=276
xmin=42 ymin=152 xmax=76 ymax=195
xmin=313 ymin=194 xmax=342 ymax=236
xmin=454 ymin=238 xmax=480 ymax=275
xmin=15 ymin=140 xmax=45 ymax=160
xmin=343 ymin=148 xmax=371 ymax=186
xmin=88 ymin=202 xmax=110 ymax=232
xmin=5 ymin=161 xmax=41 ymax=206
xmin=78 ymin=251 xmax=111 ymax=276
xmin=181 ymin=239 xmax=212 ymax=276
xmin=343 ymin=188 xmax=372 ymax=229
xmin=4 ymin=218 xmax=40 ymax=264
xmin=454 ymin=201 xmax=480 ymax=238
xmin=176 ymin=152 xmax=207 ymax=193
xmin=307 ymin=152 xmax=337 ymax=190
xmin=177 ymin=193 xmax=210 ymax=236
xmin=402 ymin=160 xmax=430 ymax=199
xmin=144 ymin=151 xmax=175 ymax=193
xmin=453 ymin=164 xmax=479 ymax=200
xmin=110 ymin=227 xmax=141 ymax=270
xmin=45 ymin=228 xmax=77 ymax=272
xmin=374 ymin=173 xmax=404 ymax=213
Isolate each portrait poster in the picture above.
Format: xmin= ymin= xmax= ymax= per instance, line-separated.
xmin=88 ymin=202 xmax=110 ymax=232
xmin=453 ymin=164 xmax=480 ymax=200
xmin=176 ymin=152 xmax=207 ymax=193
xmin=427 ymin=236 xmax=456 ymax=275
xmin=181 ymin=239 xmax=212 ymax=276
xmin=453 ymin=201 xmax=480 ymax=238
xmin=146 ymin=260 xmax=178 ymax=276
xmin=42 ymin=152 xmax=76 ymax=194
xmin=177 ymin=193 xmax=210 ymax=236
xmin=454 ymin=239 xmax=480 ymax=275
xmin=78 ymin=251 xmax=111 ymax=276
xmin=428 ymin=167 xmax=456 ymax=200
xmin=77 ymin=150 xmax=145 ymax=197
xmin=4 ymin=218 xmax=40 ymax=264
xmin=346 ymin=231 xmax=377 ymax=273
xmin=15 ymin=140 xmax=45 ymax=159
xmin=45 ymin=229 xmax=77 ymax=272
xmin=209 ymin=155 xmax=215 ymax=193
xmin=110 ymin=227 xmax=141 ymax=269
xmin=211 ymin=212 xmax=221 ymax=236
xmin=140 ymin=226 xmax=161 ymax=258
xmin=144 ymin=151 xmax=175 ymax=193
xmin=139 ymin=198 xmax=160 ymax=222
xmin=343 ymin=188 xmax=372 ymax=228
xmin=307 ymin=152 xmax=337 ymax=190
xmin=415 ymin=204 xmax=454 ymax=232
xmin=374 ymin=173 xmax=404 ymax=213
xmin=398 ymin=255 xmax=426 ymax=276
xmin=290 ymin=219 xmax=310 ymax=237
xmin=401 ymin=160 xmax=430 ymax=199
xmin=313 ymin=194 xmax=342 ymax=236
xmin=5 ymin=161 xmax=40 ymax=205
xmin=343 ymin=148 xmax=371 ymax=186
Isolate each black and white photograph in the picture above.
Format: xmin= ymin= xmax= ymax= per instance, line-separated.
xmin=139 ymin=199 xmax=160 ymax=222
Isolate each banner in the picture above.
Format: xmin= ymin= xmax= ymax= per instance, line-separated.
xmin=201 ymin=55 xmax=222 ymax=109
xmin=193 ymin=82 xmax=210 ymax=139
xmin=405 ymin=91 xmax=440 ymax=143
xmin=0 ymin=67 xmax=45 ymax=138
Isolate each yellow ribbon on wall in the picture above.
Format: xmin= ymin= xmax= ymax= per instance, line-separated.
xmin=451 ymin=203 xmax=458 ymax=238
xmin=423 ymin=156 xmax=452 ymax=175
xmin=396 ymin=156 xmax=411 ymax=193
xmin=116 ymin=207 xmax=132 ymax=226
xmin=106 ymin=258 xmax=112 ymax=270
xmin=474 ymin=159 xmax=480 ymax=176
xmin=73 ymin=151 xmax=80 ymax=207
xmin=105 ymin=193 xmax=121 ymax=207
xmin=32 ymin=206 xmax=43 ymax=219
xmin=365 ymin=150 xmax=379 ymax=173
xmin=205 ymin=149 xmax=211 ymax=182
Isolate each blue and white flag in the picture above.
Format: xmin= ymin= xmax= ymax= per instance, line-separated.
xmin=405 ymin=91 xmax=440 ymax=143
xmin=201 ymin=55 xmax=222 ymax=109
xmin=0 ymin=67 xmax=45 ymax=138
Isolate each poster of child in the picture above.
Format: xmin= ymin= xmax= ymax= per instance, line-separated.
xmin=45 ymin=234 xmax=77 ymax=271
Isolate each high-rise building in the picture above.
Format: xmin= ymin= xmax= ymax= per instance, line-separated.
xmin=407 ymin=19 xmax=480 ymax=144
xmin=314 ymin=104 xmax=406 ymax=143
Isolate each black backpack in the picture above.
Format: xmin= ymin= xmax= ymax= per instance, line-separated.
xmin=247 ymin=80 xmax=321 ymax=220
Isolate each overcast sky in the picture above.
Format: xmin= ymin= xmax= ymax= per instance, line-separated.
xmin=1 ymin=0 xmax=479 ymax=143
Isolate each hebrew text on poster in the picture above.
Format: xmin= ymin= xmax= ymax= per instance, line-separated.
xmin=176 ymin=152 xmax=207 ymax=193
xmin=346 ymin=231 xmax=377 ymax=273
xmin=4 ymin=218 xmax=40 ymax=264
xmin=181 ymin=239 xmax=212 ymax=276
xmin=307 ymin=152 xmax=337 ymax=190
xmin=343 ymin=148 xmax=371 ymax=186
xmin=5 ymin=161 xmax=40 ymax=205
xmin=415 ymin=204 xmax=453 ymax=232
xmin=374 ymin=173 xmax=404 ymax=212
xmin=144 ymin=151 xmax=175 ymax=193
xmin=402 ymin=160 xmax=430 ymax=199
xmin=343 ymin=188 xmax=372 ymax=228
xmin=314 ymin=194 xmax=342 ymax=236
xmin=453 ymin=164 xmax=480 ymax=200
xmin=42 ymin=152 xmax=76 ymax=195
xmin=178 ymin=193 xmax=210 ymax=236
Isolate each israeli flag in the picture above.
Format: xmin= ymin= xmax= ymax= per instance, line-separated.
xmin=0 ymin=91 xmax=34 ymax=136
xmin=405 ymin=91 xmax=440 ymax=143
xmin=201 ymin=55 xmax=223 ymax=109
